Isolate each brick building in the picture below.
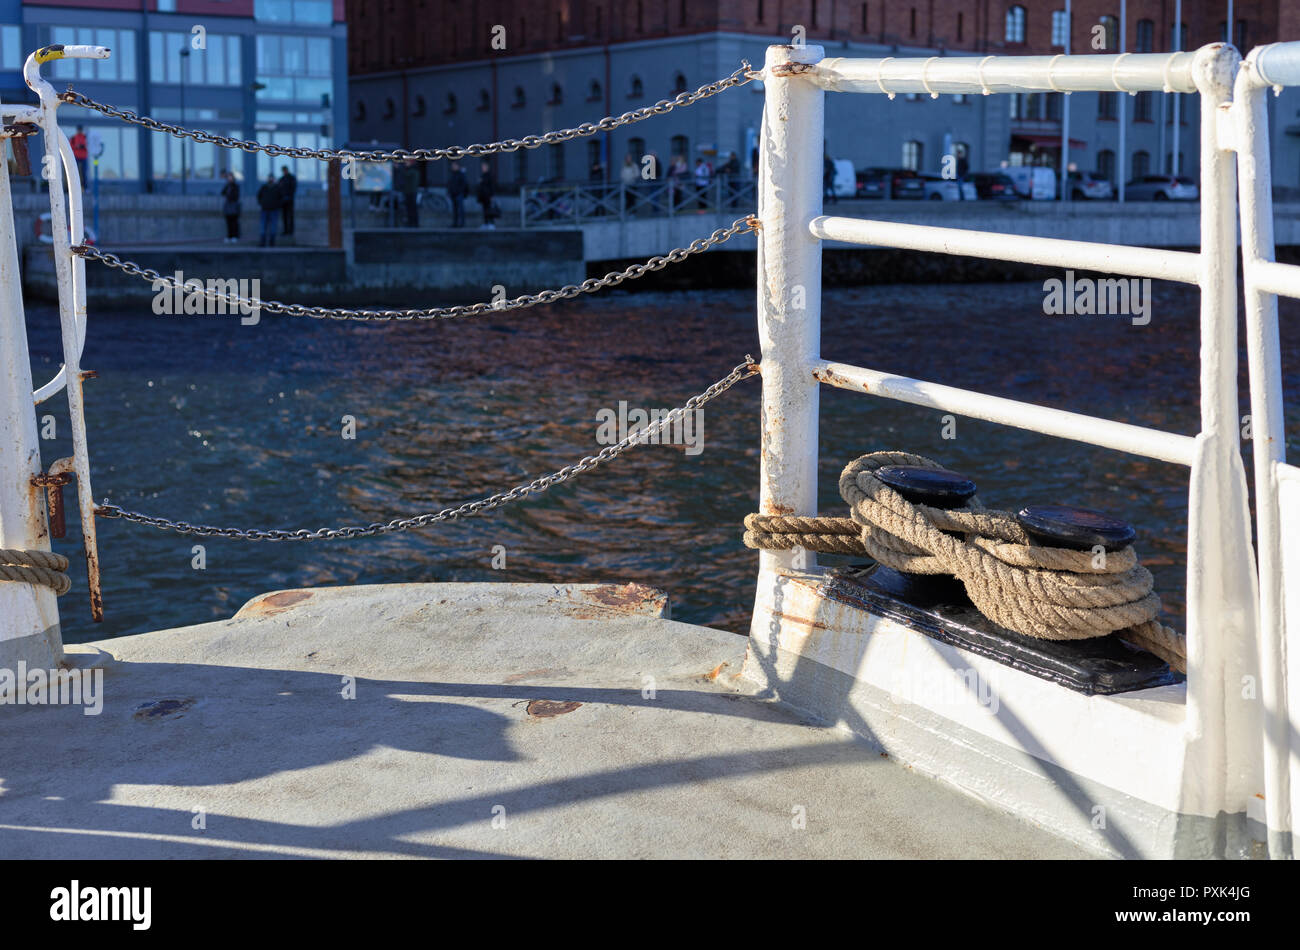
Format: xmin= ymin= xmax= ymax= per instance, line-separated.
xmin=348 ymin=1 xmax=1300 ymax=196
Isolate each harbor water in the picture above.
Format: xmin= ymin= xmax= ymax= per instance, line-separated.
xmin=24 ymin=279 xmax=1300 ymax=644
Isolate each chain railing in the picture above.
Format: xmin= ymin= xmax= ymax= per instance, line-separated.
xmin=521 ymin=176 xmax=757 ymax=227
xmin=94 ymin=357 xmax=759 ymax=540
xmin=57 ymin=63 xmax=756 ymax=164
xmin=73 ymin=216 xmax=758 ymax=321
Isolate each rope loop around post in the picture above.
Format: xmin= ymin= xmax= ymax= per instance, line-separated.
xmin=743 ymin=450 xmax=1187 ymax=673
xmin=0 ymin=548 xmax=71 ymax=595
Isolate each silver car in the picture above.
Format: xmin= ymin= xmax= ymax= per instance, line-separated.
xmin=1123 ymin=174 xmax=1199 ymax=201
xmin=919 ymin=174 xmax=978 ymax=201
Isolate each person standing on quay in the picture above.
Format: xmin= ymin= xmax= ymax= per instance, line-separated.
xmin=447 ymin=160 xmax=468 ymax=227
xmin=70 ymin=126 xmax=88 ymax=186
xmin=220 ymin=170 xmax=241 ymax=243
xmin=477 ymin=160 xmax=497 ymax=229
xmin=395 ymin=158 xmax=420 ymax=227
xmin=257 ymin=174 xmax=282 ymax=246
xmin=278 ymin=164 xmax=297 ymax=237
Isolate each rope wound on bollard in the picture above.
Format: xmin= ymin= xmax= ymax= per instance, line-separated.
xmin=744 ymin=450 xmax=1187 ymax=673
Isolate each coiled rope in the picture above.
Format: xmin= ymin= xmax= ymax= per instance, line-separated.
xmin=0 ymin=548 xmax=71 ymax=595
xmin=744 ymin=450 xmax=1186 ymax=673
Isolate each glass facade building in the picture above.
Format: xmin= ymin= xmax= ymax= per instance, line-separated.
xmin=0 ymin=0 xmax=347 ymax=192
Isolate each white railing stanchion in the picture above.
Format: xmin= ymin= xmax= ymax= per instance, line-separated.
xmin=0 ymin=103 xmax=60 ymax=666
xmin=754 ymin=44 xmax=824 ymax=580
xmin=1180 ymin=43 xmax=1263 ymax=850
xmin=1232 ymin=42 xmax=1298 ymax=859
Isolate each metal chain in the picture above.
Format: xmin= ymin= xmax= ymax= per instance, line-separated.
xmin=58 ymin=62 xmax=757 ymax=164
xmin=94 ymin=357 xmax=760 ymax=541
xmin=73 ymin=216 xmax=758 ymax=321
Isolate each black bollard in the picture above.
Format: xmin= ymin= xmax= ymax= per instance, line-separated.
xmin=875 ymin=465 xmax=977 ymax=509
xmin=1016 ymin=505 xmax=1136 ymax=551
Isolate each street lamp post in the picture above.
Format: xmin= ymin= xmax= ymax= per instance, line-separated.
xmin=179 ymin=47 xmax=190 ymax=194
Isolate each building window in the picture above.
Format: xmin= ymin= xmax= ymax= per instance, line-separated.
xmin=60 ymin=123 xmax=140 ymax=180
xmin=902 ymin=140 xmax=922 ymax=171
xmin=1235 ymin=20 xmax=1248 ymax=50
xmin=1132 ymin=150 xmax=1150 ymax=179
xmin=254 ymin=0 xmax=333 ymax=25
xmin=443 ymin=93 xmax=456 ymax=115
xmin=628 ymin=137 xmax=646 ymax=163
xmin=413 ymin=95 xmax=426 ymax=117
xmin=1165 ymin=151 xmax=1184 ymax=174
xmin=1097 ymin=149 xmax=1115 ymax=184
xmin=909 ymin=8 xmax=916 ymax=36
xmin=588 ymin=140 xmax=603 ymax=176
xmin=547 ymin=143 xmax=565 ymax=180
xmin=1098 ymin=91 xmax=1117 ymax=119
xmin=861 ymin=4 xmax=868 ymax=33
xmin=588 ymin=80 xmax=602 ymax=101
xmin=671 ymin=134 xmax=689 ymax=162
xmin=1098 ymin=15 xmax=1118 ymax=52
xmin=1051 ymin=10 xmax=1068 ymax=47
xmin=672 ymin=73 xmax=687 ymax=95
xmin=476 ymin=90 xmax=490 ymax=111
xmin=1133 ymin=90 xmax=1153 ymax=121
xmin=548 ymin=83 xmax=563 ymax=105
xmin=52 ymin=27 xmax=137 ymax=82
xmin=1172 ymin=21 xmax=1188 ymax=50
xmin=1136 ymin=19 xmax=1153 ymax=52
xmin=957 ymin=12 xmax=963 ymax=41
xmin=1005 ymin=6 xmax=1026 ymax=44
xmin=512 ymin=86 xmax=526 ymax=108
xmin=758 ymin=0 xmax=765 ymax=24
xmin=382 ymin=98 xmax=395 ymax=119
xmin=353 ymin=100 xmax=365 ymax=122
xmin=515 ymin=148 xmax=528 ymax=182
xmin=629 ymin=75 xmax=643 ymax=98
xmin=255 ymin=33 xmax=331 ymax=101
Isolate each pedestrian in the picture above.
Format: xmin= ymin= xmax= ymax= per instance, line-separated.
xmin=256 ymin=173 xmax=282 ymax=246
xmin=823 ymin=154 xmax=838 ymax=204
xmin=278 ymin=164 xmax=297 ymax=237
xmin=620 ymin=154 xmax=639 ymax=214
xmin=721 ymin=151 xmax=741 ymax=208
xmin=668 ymin=154 xmax=688 ymax=208
xmin=395 ymin=158 xmax=420 ymax=227
xmin=693 ymin=157 xmax=711 ymax=209
xmin=220 ymin=170 xmax=241 ymax=243
xmin=476 ymin=160 xmax=497 ymax=229
xmin=70 ymin=126 xmax=88 ymax=186
xmin=447 ymin=160 xmax=469 ymax=227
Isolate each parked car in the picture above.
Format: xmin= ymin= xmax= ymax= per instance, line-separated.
xmin=968 ymin=172 xmax=1019 ymax=200
xmin=1002 ymin=166 xmax=1057 ymax=200
xmin=1123 ymin=174 xmax=1199 ymax=201
xmin=855 ymin=168 xmax=887 ymax=199
xmin=920 ymin=173 xmax=978 ymax=201
xmin=1065 ymin=171 xmax=1114 ymax=200
xmin=861 ymin=166 xmax=925 ymax=199
xmin=830 ymin=158 xmax=857 ymax=198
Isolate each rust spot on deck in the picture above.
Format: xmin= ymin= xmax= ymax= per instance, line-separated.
xmin=504 ymin=668 xmax=568 ymax=684
xmin=704 ymin=662 xmax=729 ymax=681
xmin=134 ymin=697 xmax=195 ymax=721
xmin=555 ymin=583 xmax=669 ymax=619
xmin=526 ymin=700 xmax=582 ymax=719
xmin=238 ymin=590 xmax=314 ymax=617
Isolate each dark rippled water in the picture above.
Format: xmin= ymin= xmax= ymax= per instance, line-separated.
xmin=23 ymin=279 xmax=1300 ymax=644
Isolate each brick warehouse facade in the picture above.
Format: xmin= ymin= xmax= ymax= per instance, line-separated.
xmin=348 ymin=2 xmax=1300 ymax=196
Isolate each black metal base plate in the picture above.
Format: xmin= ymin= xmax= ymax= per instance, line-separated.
xmin=820 ymin=565 xmax=1183 ymax=696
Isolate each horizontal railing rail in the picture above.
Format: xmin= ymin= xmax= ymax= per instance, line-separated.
xmin=521 ymin=177 xmax=755 ymax=226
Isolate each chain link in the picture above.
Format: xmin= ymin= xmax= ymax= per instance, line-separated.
xmin=94 ymin=358 xmax=759 ymax=540
xmin=73 ymin=216 xmax=758 ymax=321
xmin=58 ymin=62 xmax=757 ymax=164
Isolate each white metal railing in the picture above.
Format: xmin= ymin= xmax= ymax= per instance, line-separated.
xmin=1226 ymin=39 xmax=1300 ymax=860
xmin=754 ymin=42 xmax=1284 ymax=854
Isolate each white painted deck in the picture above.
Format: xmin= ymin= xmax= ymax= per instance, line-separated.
xmin=0 ymin=582 xmax=1090 ymax=859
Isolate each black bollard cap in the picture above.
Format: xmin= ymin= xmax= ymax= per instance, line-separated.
xmin=1016 ymin=505 xmax=1137 ymax=551
xmin=876 ymin=465 xmax=977 ymax=510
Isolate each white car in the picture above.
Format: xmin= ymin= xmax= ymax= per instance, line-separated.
xmin=920 ymin=174 xmax=978 ymax=200
xmin=1123 ymin=175 xmax=1199 ymax=201
xmin=1002 ymin=165 xmax=1057 ymax=200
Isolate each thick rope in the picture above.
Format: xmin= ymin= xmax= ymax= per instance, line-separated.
xmin=0 ymin=548 xmax=71 ymax=595
xmin=744 ymin=450 xmax=1186 ymax=673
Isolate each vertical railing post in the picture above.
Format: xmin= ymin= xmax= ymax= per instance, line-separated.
xmin=755 ymin=43 xmax=825 ymax=578
xmin=1180 ymin=43 xmax=1263 ymax=854
xmin=1234 ymin=43 xmax=1296 ymax=859
xmin=0 ymin=110 xmax=61 ymax=667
